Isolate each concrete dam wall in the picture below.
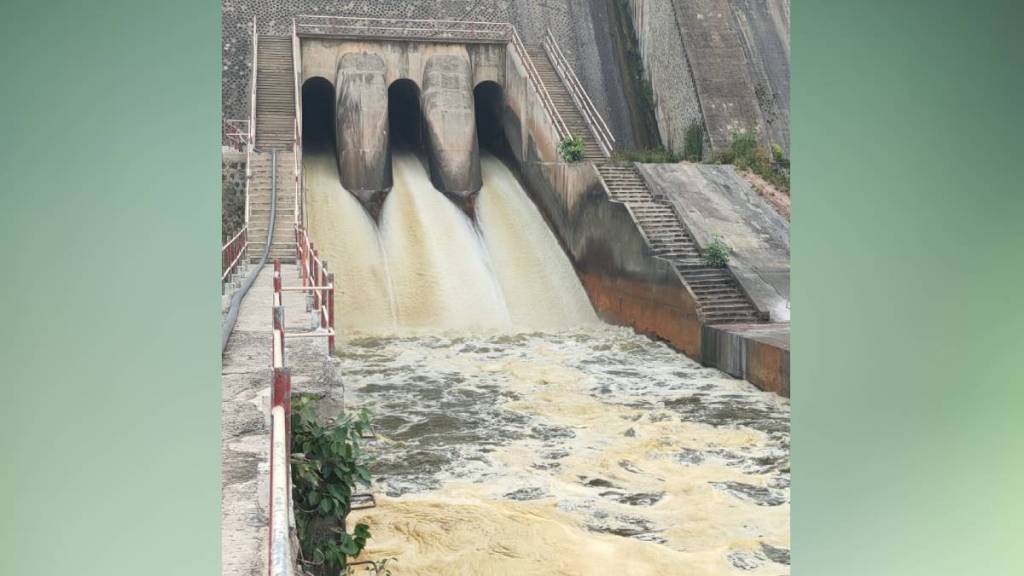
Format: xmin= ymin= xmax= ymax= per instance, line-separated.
xmin=303 ymin=39 xmax=506 ymax=211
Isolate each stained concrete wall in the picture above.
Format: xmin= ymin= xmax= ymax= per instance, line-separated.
xmin=623 ymin=0 xmax=789 ymax=155
xmin=422 ymin=53 xmax=481 ymax=199
xmin=638 ymin=163 xmax=790 ymax=322
xmin=335 ymin=52 xmax=390 ymax=206
xmin=730 ymin=0 xmax=790 ymax=153
xmin=303 ymin=39 xmax=505 ymax=203
xmin=625 ymin=0 xmax=704 ymax=155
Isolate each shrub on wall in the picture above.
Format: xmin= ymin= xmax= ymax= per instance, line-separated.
xmin=291 ymin=396 xmax=375 ymax=575
xmin=702 ymin=234 xmax=731 ymax=268
xmin=717 ymin=132 xmax=790 ymax=195
xmin=558 ymin=135 xmax=585 ymax=162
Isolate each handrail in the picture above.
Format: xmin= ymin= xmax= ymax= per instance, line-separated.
xmin=542 ymin=29 xmax=615 ymax=157
xmin=294 ymin=225 xmax=336 ymax=351
xmin=221 ymin=226 xmax=248 ymax=285
xmin=292 ymin=20 xmax=303 ymax=227
xmin=510 ymin=28 xmax=570 ymax=141
xmin=224 ymin=119 xmax=251 ymax=151
xmin=269 ymin=261 xmax=291 ymax=576
xmin=249 ymin=17 xmax=259 ymax=150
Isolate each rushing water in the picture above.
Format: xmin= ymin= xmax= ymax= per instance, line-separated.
xmin=304 ymin=150 xmax=790 ymax=574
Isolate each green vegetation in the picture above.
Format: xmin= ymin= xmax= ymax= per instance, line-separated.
xmin=558 ymin=135 xmax=585 ymax=162
xmin=683 ymin=121 xmax=705 ymax=161
xmin=291 ymin=396 xmax=375 ymax=575
xmin=612 ymin=146 xmax=682 ymax=163
xmin=702 ymin=234 xmax=731 ymax=268
xmin=716 ymin=132 xmax=790 ymax=194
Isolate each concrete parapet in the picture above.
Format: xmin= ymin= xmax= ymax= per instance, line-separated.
xmin=335 ymin=52 xmax=391 ymax=212
xmin=422 ymin=53 xmax=481 ymax=203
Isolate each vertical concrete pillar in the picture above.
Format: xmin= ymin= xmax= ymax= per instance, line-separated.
xmin=422 ymin=52 xmax=481 ymax=203
xmin=335 ymin=52 xmax=391 ymax=213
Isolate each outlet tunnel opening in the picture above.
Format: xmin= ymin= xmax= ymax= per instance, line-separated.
xmin=474 ymin=81 xmax=506 ymax=156
xmin=301 ymin=76 xmax=336 ymax=154
xmin=388 ymin=79 xmax=423 ymax=153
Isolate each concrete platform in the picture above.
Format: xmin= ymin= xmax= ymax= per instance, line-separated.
xmin=221 ymin=264 xmax=332 ymax=576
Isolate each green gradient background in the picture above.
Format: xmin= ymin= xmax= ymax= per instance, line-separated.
xmin=794 ymin=0 xmax=1024 ymax=573
xmin=0 ymin=1 xmax=220 ymax=575
xmin=0 ymin=0 xmax=1020 ymax=574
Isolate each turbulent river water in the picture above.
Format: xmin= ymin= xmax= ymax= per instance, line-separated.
xmin=304 ymin=150 xmax=790 ymax=575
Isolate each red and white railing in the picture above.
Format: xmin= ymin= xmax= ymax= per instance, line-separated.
xmin=269 ymin=261 xmax=292 ymax=576
xmin=222 ymin=226 xmax=248 ymax=285
xmin=542 ymin=29 xmax=615 ymax=157
xmin=293 ymin=227 xmax=336 ymax=351
xmin=224 ymin=119 xmax=252 ymax=151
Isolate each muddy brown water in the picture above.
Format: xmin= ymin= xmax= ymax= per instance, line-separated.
xmin=306 ymin=149 xmax=790 ymax=574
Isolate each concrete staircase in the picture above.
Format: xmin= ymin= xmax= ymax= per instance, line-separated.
xmin=248 ymin=151 xmax=296 ymax=263
xmin=597 ymin=164 xmax=761 ymax=325
xmin=255 ymin=37 xmax=295 ymax=150
xmin=526 ymin=46 xmax=605 ymax=161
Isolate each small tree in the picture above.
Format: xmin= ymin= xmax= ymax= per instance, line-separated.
xmin=702 ymin=234 xmax=730 ymax=268
xmin=557 ymin=134 xmax=585 ymax=162
xmin=292 ymin=396 xmax=375 ymax=575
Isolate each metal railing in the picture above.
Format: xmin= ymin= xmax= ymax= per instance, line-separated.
xmin=542 ymin=29 xmax=615 ymax=157
xmin=221 ymin=226 xmax=248 ymax=285
xmin=291 ymin=20 xmax=304 ymax=228
xmin=510 ymin=28 xmax=570 ymax=141
xmin=293 ymin=226 xmax=336 ymax=351
xmin=295 ymin=15 xmax=511 ymax=43
xmin=224 ymin=119 xmax=251 ymax=151
xmin=249 ymin=17 xmax=259 ymax=151
xmin=269 ymin=262 xmax=292 ymax=576
xmin=245 ymin=18 xmax=258 ymax=227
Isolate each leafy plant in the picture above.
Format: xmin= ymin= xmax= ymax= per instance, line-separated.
xmin=557 ymin=134 xmax=585 ymax=162
xmin=292 ymin=396 xmax=375 ymax=575
xmin=716 ymin=132 xmax=790 ymax=195
xmin=771 ymin=144 xmax=785 ymax=163
xmin=702 ymin=234 xmax=731 ymax=268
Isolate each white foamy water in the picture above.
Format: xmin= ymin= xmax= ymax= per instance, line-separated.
xmin=477 ymin=155 xmax=598 ymax=328
xmin=303 ymin=150 xmax=596 ymax=335
xmin=305 ymin=153 xmax=396 ymax=333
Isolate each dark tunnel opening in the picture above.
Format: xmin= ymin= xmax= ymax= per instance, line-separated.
xmin=474 ymin=81 xmax=505 ymax=155
xmin=301 ymin=77 xmax=336 ymax=154
xmin=388 ymin=79 xmax=422 ymax=153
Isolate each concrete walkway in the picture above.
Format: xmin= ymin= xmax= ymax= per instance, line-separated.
xmin=221 ymin=264 xmax=329 ymax=576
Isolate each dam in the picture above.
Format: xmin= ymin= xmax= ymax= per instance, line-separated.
xmin=222 ymin=11 xmax=790 ymax=576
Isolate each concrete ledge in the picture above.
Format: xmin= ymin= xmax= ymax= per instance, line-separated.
xmin=701 ymin=323 xmax=790 ymax=396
